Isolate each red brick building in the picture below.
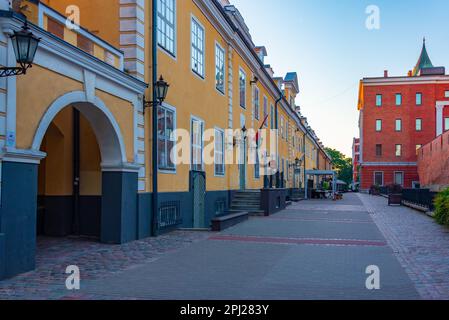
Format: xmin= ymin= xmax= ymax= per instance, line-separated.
xmin=357 ymin=41 xmax=449 ymax=191
xmin=417 ymin=131 xmax=449 ymax=191
xmin=352 ymin=138 xmax=360 ymax=184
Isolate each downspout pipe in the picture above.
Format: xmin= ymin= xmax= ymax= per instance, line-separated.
xmin=151 ymin=0 xmax=159 ymax=237
xmin=274 ymin=93 xmax=283 ymax=188
xmin=303 ymin=126 xmax=309 ymax=199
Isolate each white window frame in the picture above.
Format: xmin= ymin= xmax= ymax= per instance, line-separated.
xmin=416 ymin=92 xmax=423 ymax=105
xmin=263 ymin=96 xmax=268 ymax=127
xmin=190 ymin=115 xmax=205 ymax=172
xmin=376 ymin=94 xmax=382 ymax=107
xmin=157 ymin=0 xmax=177 ymax=57
xmin=191 ymin=15 xmax=205 ymax=79
xmin=376 ymin=119 xmax=382 ymax=132
xmin=374 ymin=171 xmax=384 ymax=186
xmin=395 ymin=144 xmax=402 ymax=157
xmin=416 ymin=118 xmax=422 ymax=131
xmin=254 ymin=86 xmax=260 ymax=120
xmin=215 ymin=42 xmax=225 ymax=94
xmin=395 ymin=93 xmax=402 ymax=106
xmin=416 ymin=144 xmax=422 ymax=155
xmin=445 ymin=117 xmax=449 ymax=132
xmin=394 ymin=171 xmax=404 ymax=186
xmin=239 ymin=68 xmax=246 ymax=109
xmin=254 ymin=150 xmax=260 ymax=179
xmin=280 ymin=116 xmax=284 ymax=138
xmin=214 ymin=127 xmax=225 ymax=177
xmin=157 ymin=103 xmax=177 ymax=173
xmin=395 ymin=119 xmax=402 ymax=132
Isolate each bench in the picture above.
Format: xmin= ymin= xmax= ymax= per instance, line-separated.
xmin=211 ymin=211 xmax=249 ymax=232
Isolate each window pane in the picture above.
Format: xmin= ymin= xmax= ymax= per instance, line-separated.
xmin=394 ymin=172 xmax=404 ymax=186
xmin=376 ymin=95 xmax=382 ymax=106
xmin=376 ymin=120 xmax=382 ymax=131
xmin=254 ymin=88 xmax=260 ymax=120
xmin=157 ymin=0 xmax=175 ymax=55
xmin=191 ymin=18 xmax=204 ymax=77
xmin=376 ymin=144 xmax=382 ymax=156
xmin=396 ymin=145 xmax=402 ymax=157
xmin=396 ymin=119 xmax=402 ymax=131
xmin=215 ymin=45 xmax=225 ymax=93
xmin=416 ymin=119 xmax=422 ymax=131
xmin=445 ymin=118 xmax=449 ymax=131
xmin=396 ymin=94 xmax=402 ymax=106
xmin=374 ymin=172 xmax=383 ymax=186
xmin=167 ymin=140 xmax=175 ymax=168
xmin=239 ymin=71 xmax=246 ymax=108
xmin=416 ymin=93 xmax=422 ymax=105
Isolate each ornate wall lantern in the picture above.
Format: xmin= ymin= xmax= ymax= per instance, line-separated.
xmin=0 ymin=21 xmax=40 ymax=78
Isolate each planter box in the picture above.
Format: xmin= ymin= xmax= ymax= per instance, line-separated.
xmin=388 ymin=194 xmax=402 ymax=206
xmin=261 ymin=188 xmax=288 ymax=216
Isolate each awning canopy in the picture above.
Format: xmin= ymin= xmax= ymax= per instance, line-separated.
xmin=304 ymin=170 xmax=338 ymax=200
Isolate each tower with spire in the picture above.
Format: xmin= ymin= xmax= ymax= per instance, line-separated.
xmin=412 ymin=38 xmax=434 ymax=76
xmin=411 ymin=38 xmax=445 ymax=76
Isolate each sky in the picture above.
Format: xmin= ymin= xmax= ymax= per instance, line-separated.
xmin=231 ymin=0 xmax=449 ymax=157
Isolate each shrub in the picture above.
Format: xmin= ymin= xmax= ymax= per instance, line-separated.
xmin=434 ymin=188 xmax=449 ymax=226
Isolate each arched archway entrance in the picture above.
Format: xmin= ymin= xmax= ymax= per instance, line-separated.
xmin=0 ymin=92 xmax=140 ymax=279
xmin=37 ymin=107 xmax=104 ymax=239
xmin=32 ymin=92 xmax=139 ymax=244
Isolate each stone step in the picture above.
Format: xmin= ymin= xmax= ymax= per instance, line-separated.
xmin=249 ymin=210 xmax=267 ymax=217
xmin=230 ymin=206 xmax=261 ymax=211
xmin=233 ymin=200 xmax=261 ymax=204
xmin=234 ymin=194 xmax=261 ymax=199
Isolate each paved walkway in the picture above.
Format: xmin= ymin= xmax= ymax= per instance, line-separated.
xmin=359 ymin=193 xmax=449 ymax=300
xmin=2 ymin=193 xmax=447 ymax=300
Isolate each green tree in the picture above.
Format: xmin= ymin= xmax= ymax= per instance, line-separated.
xmin=325 ymin=148 xmax=353 ymax=185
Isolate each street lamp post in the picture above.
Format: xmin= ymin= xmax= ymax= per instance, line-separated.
xmin=0 ymin=21 xmax=40 ymax=78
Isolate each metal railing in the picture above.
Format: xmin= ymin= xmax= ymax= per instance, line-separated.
xmin=402 ymin=189 xmax=437 ymax=211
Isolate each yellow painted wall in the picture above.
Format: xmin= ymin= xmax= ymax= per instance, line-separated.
xmin=96 ymin=89 xmax=135 ymax=163
xmin=38 ymin=109 xmax=102 ymax=196
xmin=16 ymin=65 xmax=83 ymax=150
xmin=38 ymin=108 xmax=73 ymax=196
xmin=42 ymin=0 xmax=121 ymax=48
xmin=79 ymin=113 xmax=102 ymax=196
xmin=16 ymin=65 xmax=135 ymax=164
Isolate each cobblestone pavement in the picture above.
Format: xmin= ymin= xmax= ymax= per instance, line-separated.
xmin=359 ymin=193 xmax=449 ymax=300
xmin=75 ymin=194 xmax=418 ymax=300
xmin=0 ymin=231 xmax=210 ymax=300
xmin=0 ymin=193 xmax=428 ymax=300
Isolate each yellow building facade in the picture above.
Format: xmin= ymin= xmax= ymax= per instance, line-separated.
xmin=0 ymin=0 xmax=332 ymax=279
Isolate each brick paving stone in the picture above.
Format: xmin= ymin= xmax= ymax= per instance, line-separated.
xmin=0 ymin=231 xmax=210 ymax=300
xmin=358 ymin=193 xmax=449 ymax=300
xmin=1 ymin=193 xmax=431 ymax=300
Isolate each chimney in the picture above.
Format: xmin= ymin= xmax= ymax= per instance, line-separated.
xmin=384 ymin=70 xmax=388 ymax=78
xmin=408 ymin=70 xmax=412 ymax=77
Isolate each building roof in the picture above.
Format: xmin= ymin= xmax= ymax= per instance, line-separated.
xmin=284 ymin=72 xmax=299 ymax=94
xmin=412 ymin=38 xmax=434 ymax=76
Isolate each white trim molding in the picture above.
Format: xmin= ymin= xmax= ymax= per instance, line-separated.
xmin=436 ymin=101 xmax=449 ymax=136
xmin=362 ymin=162 xmax=418 ymax=167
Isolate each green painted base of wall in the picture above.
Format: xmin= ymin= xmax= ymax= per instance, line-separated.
xmin=0 ymin=161 xmax=38 ymax=279
xmin=0 ymin=233 xmax=5 ymax=280
xmin=101 ymin=171 xmax=138 ymax=244
xmin=137 ymin=193 xmax=152 ymax=239
xmin=157 ymin=190 xmax=236 ymax=231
